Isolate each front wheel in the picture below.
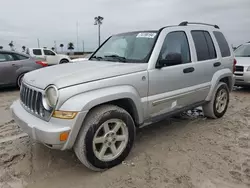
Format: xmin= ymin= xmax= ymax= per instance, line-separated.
xmin=203 ymin=82 xmax=229 ymax=119
xmin=74 ymin=105 xmax=136 ymax=171
xmin=17 ymin=73 xmax=25 ymax=88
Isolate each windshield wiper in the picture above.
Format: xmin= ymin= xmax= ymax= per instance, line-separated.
xmin=104 ymin=55 xmax=127 ymax=62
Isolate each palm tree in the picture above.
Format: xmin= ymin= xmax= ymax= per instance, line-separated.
xmin=60 ymin=44 xmax=64 ymax=52
xmin=22 ymin=46 xmax=26 ymax=52
xmin=68 ymin=42 xmax=74 ymax=52
xmin=94 ymin=16 xmax=104 ymax=47
xmin=0 ymin=46 xmax=3 ymax=50
xmin=9 ymin=41 xmax=14 ymax=51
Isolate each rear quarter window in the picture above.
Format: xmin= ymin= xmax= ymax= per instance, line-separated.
xmin=33 ymin=49 xmax=42 ymax=55
xmin=213 ymin=31 xmax=231 ymax=57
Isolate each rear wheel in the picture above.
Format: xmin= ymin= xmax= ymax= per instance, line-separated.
xmin=74 ymin=105 xmax=136 ymax=171
xmin=203 ymin=82 xmax=229 ymax=119
xmin=60 ymin=59 xmax=69 ymax=64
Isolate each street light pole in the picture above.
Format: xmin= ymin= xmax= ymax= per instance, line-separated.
xmin=94 ymin=16 xmax=104 ymax=47
xmin=37 ymin=38 xmax=40 ymax=48
xmin=98 ymin=24 xmax=101 ymax=47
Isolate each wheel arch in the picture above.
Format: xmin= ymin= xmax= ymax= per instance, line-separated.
xmin=205 ymin=69 xmax=234 ymax=101
xmin=61 ymin=86 xmax=143 ymax=150
xmin=59 ymin=85 xmax=144 ymax=125
xmin=60 ymin=58 xmax=69 ymax=64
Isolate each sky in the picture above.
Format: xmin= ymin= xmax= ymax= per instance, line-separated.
xmin=0 ymin=0 xmax=249 ymax=52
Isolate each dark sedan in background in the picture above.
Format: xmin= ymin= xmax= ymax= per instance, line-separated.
xmin=0 ymin=50 xmax=47 ymax=88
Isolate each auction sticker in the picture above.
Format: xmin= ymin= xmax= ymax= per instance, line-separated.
xmin=136 ymin=33 xmax=157 ymax=38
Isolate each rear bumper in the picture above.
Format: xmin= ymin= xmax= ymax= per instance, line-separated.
xmin=10 ymin=100 xmax=87 ymax=150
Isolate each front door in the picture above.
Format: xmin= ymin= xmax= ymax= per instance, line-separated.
xmin=147 ymin=30 xmax=206 ymax=118
xmin=43 ymin=49 xmax=58 ymax=65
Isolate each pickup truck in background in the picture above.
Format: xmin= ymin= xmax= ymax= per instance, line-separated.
xmin=26 ymin=48 xmax=71 ymax=65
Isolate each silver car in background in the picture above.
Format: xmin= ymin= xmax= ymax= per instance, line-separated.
xmin=0 ymin=50 xmax=47 ymax=88
xmin=234 ymin=42 xmax=250 ymax=87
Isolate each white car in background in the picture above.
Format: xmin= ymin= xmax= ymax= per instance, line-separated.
xmin=234 ymin=42 xmax=250 ymax=87
xmin=71 ymin=54 xmax=92 ymax=62
xmin=26 ymin=48 xmax=71 ymax=65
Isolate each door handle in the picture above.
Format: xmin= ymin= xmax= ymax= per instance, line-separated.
xmin=214 ymin=62 xmax=221 ymax=67
xmin=183 ymin=67 xmax=195 ymax=73
xmin=12 ymin=64 xmax=18 ymax=67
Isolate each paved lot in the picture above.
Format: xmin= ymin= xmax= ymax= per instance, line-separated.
xmin=0 ymin=88 xmax=250 ymax=188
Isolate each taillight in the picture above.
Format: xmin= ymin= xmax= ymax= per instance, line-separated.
xmin=233 ymin=59 xmax=237 ymax=73
xmin=36 ymin=61 xmax=48 ymax=67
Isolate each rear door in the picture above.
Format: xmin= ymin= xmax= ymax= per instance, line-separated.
xmin=0 ymin=53 xmax=10 ymax=85
xmin=0 ymin=52 xmax=21 ymax=85
xmin=189 ymin=29 xmax=220 ymax=89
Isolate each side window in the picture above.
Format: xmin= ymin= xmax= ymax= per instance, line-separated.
xmin=5 ymin=53 xmax=15 ymax=61
xmin=0 ymin=53 xmax=14 ymax=62
xmin=191 ymin=31 xmax=217 ymax=61
xmin=44 ymin=50 xmax=56 ymax=56
xmin=159 ymin=31 xmax=191 ymax=64
xmin=213 ymin=31 xmax=231 ymax=57
xmin=33 ymin=49 xmax=42 ymax=55
xmin=204 ymin=32 xmax=217 ymax=59
xmin=0 ymin=54 xmax=8 ymax=62
xmin=13 ymin=54 xmax=29 ymax=60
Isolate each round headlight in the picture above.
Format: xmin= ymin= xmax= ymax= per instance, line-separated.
xmin=42 ymin=85 xmax=58 ymax=110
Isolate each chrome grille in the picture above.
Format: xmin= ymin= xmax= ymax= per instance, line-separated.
xmin=20 ymin=84 xmax=52 ymax=120
xmin=235 ymin=66 xmax=244 ymax=72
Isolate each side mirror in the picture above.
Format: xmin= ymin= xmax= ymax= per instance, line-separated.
xmin=156 ymin=52 xmax=183 ymax=68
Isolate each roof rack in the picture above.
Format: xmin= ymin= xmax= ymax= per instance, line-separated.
xmin=179 ymin=21 xmax=220 ymax=29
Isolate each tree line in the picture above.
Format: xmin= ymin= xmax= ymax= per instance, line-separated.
xmin=0 ymin=41 xmax=75 ymax=52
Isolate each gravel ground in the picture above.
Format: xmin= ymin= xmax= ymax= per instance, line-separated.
xmin=0 ymin=87 xmax=250 ymax=188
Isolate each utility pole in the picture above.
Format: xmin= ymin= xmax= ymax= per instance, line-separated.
xmin=82 ymin=40 xmax=84 ymax=53
xmin=54 ymin=40 xmax=57 ymax=52
xmin=94 ymin=16 xmax=104 ymax=47
xmin=37 ymin=38 xmax=40 ymax=48
xmin=76 ymin=21 xmax=79 ymax=51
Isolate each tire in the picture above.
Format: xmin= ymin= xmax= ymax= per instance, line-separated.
xmin=203 ymin=82 xmax=229 ymax=119
xmin=74 ymin=105 xmax=136 ymax=171
xmin=17 ymin=73 xmax=25 ymax=88
xmin=59 ymin=59 xmax=69 ymax=64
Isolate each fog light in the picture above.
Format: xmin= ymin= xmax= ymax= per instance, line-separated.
xmin=52 ymin=111 xmax=77 ymax=119
xmin=60 ymin=132 xmax=69 ymax=141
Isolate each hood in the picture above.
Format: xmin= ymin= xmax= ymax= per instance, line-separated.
xmin=23 ymin=61 xmax=147 ymax=89
xmin=235 ymin=57 xmax=250 ymax=66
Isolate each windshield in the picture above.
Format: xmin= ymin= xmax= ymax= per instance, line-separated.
xmin=235 ymin=44 xmax=250 ymax=57
xmin=90 ymin=31 xmax=158 ymax=63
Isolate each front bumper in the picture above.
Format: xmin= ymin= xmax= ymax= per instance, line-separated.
xmin=234 ymin=70 xmax=250 ymax=86
xmin=10 ymin=100 xmax=87 ymax=150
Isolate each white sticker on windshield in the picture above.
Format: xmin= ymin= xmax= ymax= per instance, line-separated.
xmin=136 ymin=33 xmax=157 ymax=38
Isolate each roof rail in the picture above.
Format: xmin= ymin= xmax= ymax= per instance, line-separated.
xmin=179 ymin=21 xmax=220 ymax=29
